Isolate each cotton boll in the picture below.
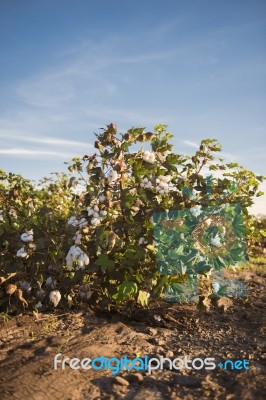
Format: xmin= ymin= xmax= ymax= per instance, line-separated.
xmin=142 ymin=151 xmax=155 ymax=164
xmin=21 ymin=229 xmax=34 ymax=242
xmin=77 ymin=253 xmax=90 ymax=270
xmin=68 ymin=216 xmax=79 ymax=227
xmin=91 ymin=217 xmax=101 ymax=226
xmin=66 ymin=245 xmax=81 ymax=270
xmin=99 ymin=195 xmax=105 ymax=202
xmin=100 ymin=210 xmax=107 ymax=217
xmin=49 ymin=290 xmax=61 ymax=307
xmin=74 ymin=232 xmax=82 ymax=245
xmin=87 ymin=208 xmax=94 ymax=216
xmin=210 ymin=235 xmax=222 ymax=247
xmin=16 ymin=247 xmax=28 ymax=258
xmin=79 ymin=218 xmax=88 ymax=228
xmin=66 ymin=253 xmax=74 ymax=270
xmin=190 ymin=206 xmax=202 ymax=218
xmin=212 ymin=282 xmax=220 ymax=293
xmin=148 ymin=152 xmax=156 ymax=163
xmin=0 ymin=210 xmax=3 ymax=222
xmin=107 ymin=170 xmax=119 ymax=183
xmin=138 ymin=237 xmax=145 ymax=245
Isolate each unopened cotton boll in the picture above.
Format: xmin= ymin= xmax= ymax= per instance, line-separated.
xmin=21 ymin=229 xmax=34 ymax=242
xmin=49 ymin=290 xmax=61 ymax=307
xmin=16 ymin=247 xmax=28 ymax=258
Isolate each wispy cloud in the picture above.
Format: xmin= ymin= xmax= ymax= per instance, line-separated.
xmin=182 ymin=140 xmax=199 ymax=149
xmin=0 ymin=148 xmax=74 ymax=158
xmin=0 ymin=131 xmax=91 ymax=148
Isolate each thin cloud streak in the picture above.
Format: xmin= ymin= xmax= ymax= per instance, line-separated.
xmin=0 ymin=132 xmax=92 ymax=148
xmin=0 ymin=149 xmax=78 ymax=159
xmin=182 ymin=140 xmax=199 ymax=149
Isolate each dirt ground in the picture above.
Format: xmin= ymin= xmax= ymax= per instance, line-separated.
xmin=0 ymin=265 xmax=265 ymax=400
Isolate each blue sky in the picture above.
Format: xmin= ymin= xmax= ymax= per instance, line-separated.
xmin=0 ymin=0 xmax=265 ymax=213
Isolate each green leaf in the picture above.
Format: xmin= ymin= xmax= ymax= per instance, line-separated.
xmin=112 ymin=281 xmax=138 ymax=303
xmin=259 ymin=230 xmax=266 ymax=238
xmin=137 ymin=290 xmax=149 ymax=307
xmin=95 ymin=254 xmax=115 ymax=271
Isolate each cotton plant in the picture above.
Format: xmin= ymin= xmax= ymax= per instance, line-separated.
xmin=0 ymin=123 xmax=263 ymax=313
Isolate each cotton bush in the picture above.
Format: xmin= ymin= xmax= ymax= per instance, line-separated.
xmin=0 ymin=123 xmax=265 ymax=313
